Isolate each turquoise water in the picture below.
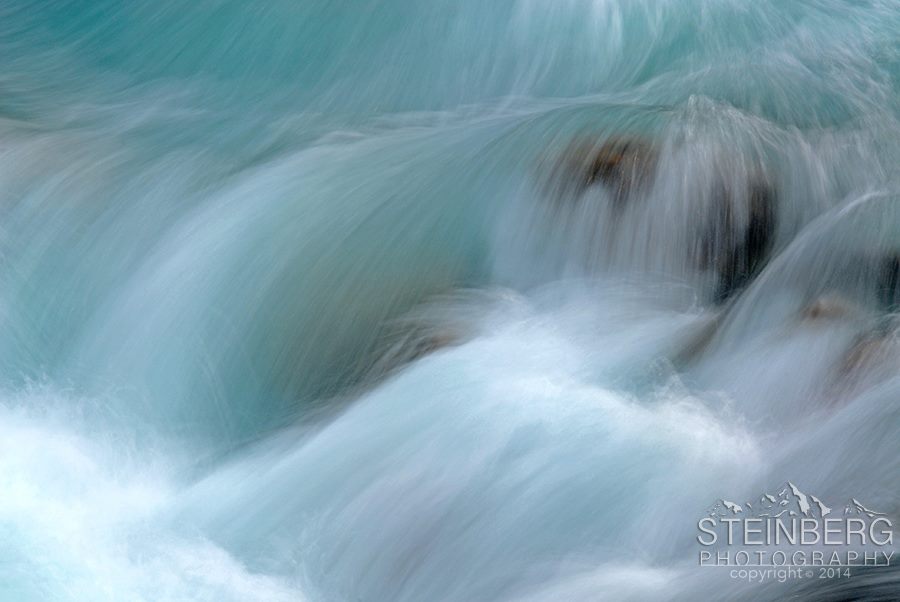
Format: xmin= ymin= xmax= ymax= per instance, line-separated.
xmin=0 ymin=1 xmax=898 ymax=600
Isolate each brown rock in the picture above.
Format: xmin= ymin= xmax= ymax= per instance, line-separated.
xmin=555 ymin=135 xmax=658 ymax=209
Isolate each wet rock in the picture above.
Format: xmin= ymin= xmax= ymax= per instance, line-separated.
xmin=550 ymin=134 xmax=777 ymax=305
xmin=367 ymin=318 xmax=467 ymax=381
xmin=670 ymin=310 xmax=724 ymax=366
xmin=702 ymin=172 xmax=778 ymax=304
xmin=388 ymin=331 xmax=461 ymax=367
xmin=876 ymin=252 xmax=900 ymax=311
xmin=800 ymin=295 xmax=860 ymax=322
xmin=554 ymin=136 xmax=658 ymax=209
xmin=842 ymin=335 xmax=887 ymax=376
xmin=833 ymin=313 xmax=900 ymax=394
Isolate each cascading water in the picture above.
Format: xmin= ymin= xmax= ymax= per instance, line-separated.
xmin=0 ymin=1 xmax=898 ymax=600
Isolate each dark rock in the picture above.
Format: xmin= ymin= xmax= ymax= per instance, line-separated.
xmin=702 ymin=172 xmax=778 ymax=304
xmin=555 ymin=136 xmax=658 ymax=209
xmin=876 ymin=253 xmax=900 ymax=312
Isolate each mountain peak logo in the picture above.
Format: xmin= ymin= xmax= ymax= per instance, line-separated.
xmin=844 ymin=498 xmax=887 ymax=518
xmin=707 ymin=482 xmax=863 ymax=520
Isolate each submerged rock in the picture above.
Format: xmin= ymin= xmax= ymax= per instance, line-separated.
xmin=800 ymin=294 xmax=861 ymax=322
xmin=554 ymin=135 xmax=658 ymax=209
xmin=366 ymin=308 xmax=471 ymax=382
xmin=834 ymin=318 xmax=900 ymax=396
xmin=670 ymin=310 xmax=725 ymax=366
xmin=842 ymin=334 xmax=888 ymax=376
xmin=876 ymin=252 xmax=900 ymax=311
xmin=795 ymin=291 xmax=900 ymax=394
xmin=379 ymin=330 xmax=462 ymax=372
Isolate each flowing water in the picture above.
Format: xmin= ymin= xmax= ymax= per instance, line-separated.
xmin=0 ymin=1 xmax=898 ymax=600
